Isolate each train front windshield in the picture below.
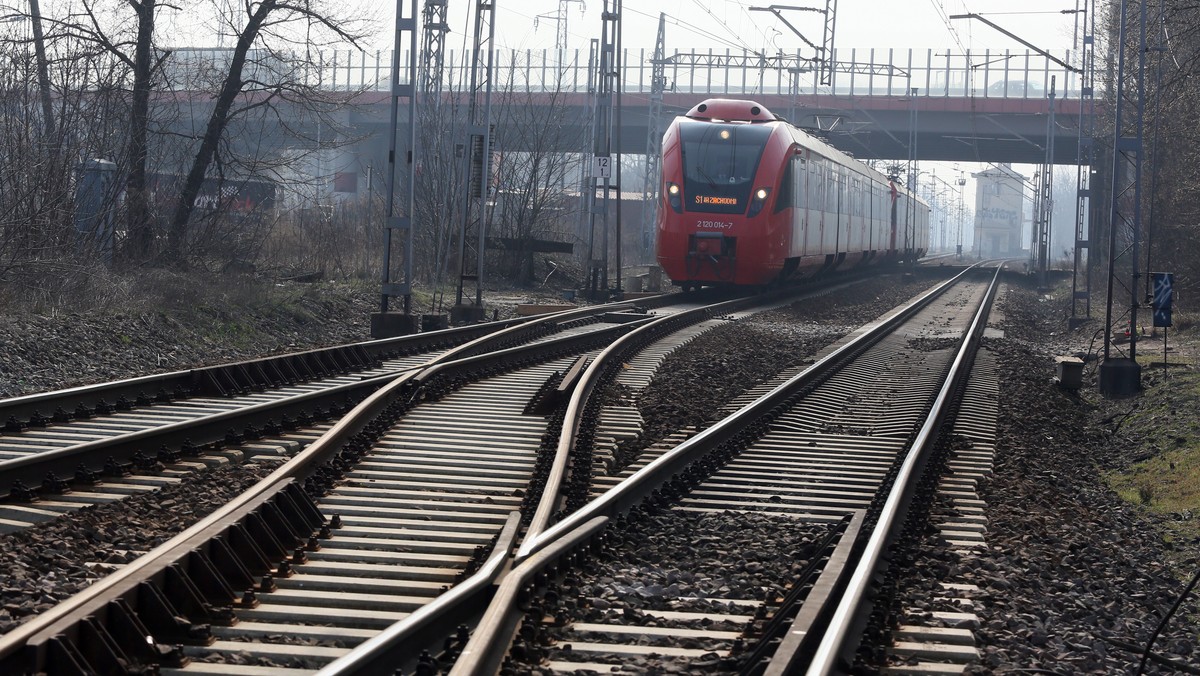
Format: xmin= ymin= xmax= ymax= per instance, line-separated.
xmin=679 ymin=121 xmax=773 ymax=214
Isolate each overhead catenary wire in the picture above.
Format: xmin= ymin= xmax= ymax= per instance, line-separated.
xmin=688 ymin=0 xmax=759 ymax=54
xmin=931 ymin=0 xmax=971 ymax=57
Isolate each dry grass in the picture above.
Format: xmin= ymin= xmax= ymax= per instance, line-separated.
xmin=1104 ymin=366 xmax=1200 ymax=555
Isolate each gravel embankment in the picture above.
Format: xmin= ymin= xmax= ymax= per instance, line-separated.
xmin=883 ymin=278 xmax=1200 ymax=673
xmin=630 ymin=273 xmax=939 ymax=454
xmin=536 ymin=510 xmax=833 ymax=674
xmin=0 ymin=281 xmax=376 ymax=399
xmin=0 ymin=273 xmax=941 ymax=643
xmin=0 ymin=462 xmax=278 ymax=634
xmin=9 ymin=271 xmax=1191 ymax=672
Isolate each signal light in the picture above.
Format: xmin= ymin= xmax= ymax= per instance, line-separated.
xmin=747 ymin=187 xmax=771 ymax=218
xmin=666 ymin=182 xmax=683 ymax=213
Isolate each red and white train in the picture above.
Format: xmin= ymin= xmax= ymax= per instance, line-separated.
xmin=656 ymin=98 xmax=929 ymax=288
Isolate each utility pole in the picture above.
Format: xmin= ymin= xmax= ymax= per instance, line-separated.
xmin=957 ymin=170 xmax=966 ymax=260
xmin=1069 ymin=0 xmax=1096 ymax=330
xmin=1099 ymin=0 xmax=1149 ymax=397
xmin=586 ymin=0 xmax=621 ymax=299
xmin=749 ymin=2 xmax=839 ymax=120
xmin=906 ymin=86 xmax=918 ymax=266
xmin=1034 ymin=77 xmax=1056 ymax=289
xmin=580 ymin=38 xmax=599 ymax=269
xmin=372 ymin=0 xmax=419 ymax=337
xmin=453 ymin=0 xmax=497 ymax=324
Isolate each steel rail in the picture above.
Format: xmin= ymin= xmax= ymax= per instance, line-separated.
xmin=0 ymin=320 xmax=507 ymax=425
xmin=445 ymin=266 xmax=984 ymax=674
xmin=310 ymin=511 xmax=523 ymax=676
xmin=803 ymin=263 xmax=1002 ymax=675
xmin=519 ymin=291 xmax=780 ymax=550
xmin=0 ymin=294 xmax=672 ymax=429
xmin=0 ymin=359 xmax=424 ymax=671
xmin=312 ymin=288 xmax=805 ymax=676
xmin=447 ymin=517 xmax=609 ymax=676
xmin=0 ymin=297 xmax=670 ymax=672
xmin=292 ymin=270 xmax=947 ymax=675
xmin=0 ymin=302 xmax=665 ymax=498
xmin=520 ymin=265 xmax=980 ymax=562
xmin=518 ymin=270 xmax=926 ymax=548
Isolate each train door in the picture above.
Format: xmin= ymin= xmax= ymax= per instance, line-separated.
xmin=837 ymin=171 xmax=849 ymax=255
xmin=830 ymin=162 xmax=840 ymax=252
xmin=888 ymin=181 xmax=899 ymax=255
xmin=808 ymin=158 xmax=825 ymax=255
xmin=867 ymin=182 xmax=877 ymax=254
xmin=790 ymin=152 xmax=808 ymax=258
xmin=850 ymin=176 xmax=863 ymax=252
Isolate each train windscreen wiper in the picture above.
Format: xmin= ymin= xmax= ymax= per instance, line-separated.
xmin=694 ymin=164 xmax=718 ymax=190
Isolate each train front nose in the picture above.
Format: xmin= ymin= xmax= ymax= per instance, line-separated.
xmin=686 ymin=232 xmax=737 ymax=281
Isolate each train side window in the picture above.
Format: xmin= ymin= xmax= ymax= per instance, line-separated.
xmin=795 ymin=157 xmax=806 ymax=209
xmin=774 ymin=158 xmax=793 ymax=213
xmin=815 ymin=164 xmax=824 ymax=211
xmin=852 ymin=178 xmax=862 ymax=216
xmin=827 ymin=168 xmax=838 ymax=213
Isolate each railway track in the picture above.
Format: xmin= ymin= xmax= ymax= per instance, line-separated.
xmin=1 ymin=279 xmax=877 ymax=674
xmin=0 ymin=295 xmax=691 ymax=532
xmin=438 ymin=263 xmax=1002 ymax=675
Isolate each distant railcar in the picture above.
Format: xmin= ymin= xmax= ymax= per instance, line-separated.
xmin=656 ymin=98 xmax=929 ymax=288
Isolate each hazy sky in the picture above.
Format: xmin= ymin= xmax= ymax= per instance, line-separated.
xmin=359 ymin=0 xmax=1089 ymax=55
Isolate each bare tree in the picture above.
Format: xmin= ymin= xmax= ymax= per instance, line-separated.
xmin=166 ymin=0 xmax=370 ymax=264
xmin=488 ymin=50 xmax=581 ymax=285
xmin=0 ymin=10 xmax=127 ymax=270
xmin=56 ymin=0 xmax=174 ymax=263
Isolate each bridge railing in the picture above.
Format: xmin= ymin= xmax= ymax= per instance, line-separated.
xmin=164 ymin=47 xmax=1083 ymax=100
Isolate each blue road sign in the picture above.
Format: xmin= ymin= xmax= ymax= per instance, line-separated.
xmin=1153 ymin=272 xmax=1174 ymax=328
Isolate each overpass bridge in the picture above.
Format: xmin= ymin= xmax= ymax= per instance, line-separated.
xmin=326 ymin=46 xmax=1091 ymax=165
xmin=161 ymin=46 xmax=1093 ymax=192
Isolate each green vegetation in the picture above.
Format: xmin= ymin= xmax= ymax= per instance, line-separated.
xmin=1105 ymin=368 xmax=1200 ymax=548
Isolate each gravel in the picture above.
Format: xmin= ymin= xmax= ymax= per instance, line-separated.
xmin=527 ymin=510 xmax=834 ymax=674
xmin=628 ymin=273 xmax=939 ymax=459
xmin=6 ymin=270 xmax=1196 ymax=672
xmin=0 ymin=280 xmax=376 ymax=399
xmin=879 ymin=276 xmax=1200 ymax=673
xmin=0 ymin=461 xmax=279 ymax=635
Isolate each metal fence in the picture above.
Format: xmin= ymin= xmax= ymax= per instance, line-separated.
xmin=168 ymin=47 xmax=1083 ymax=100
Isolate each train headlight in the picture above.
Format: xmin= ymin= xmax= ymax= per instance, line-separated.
xmin=666 ymin=182 xmax=683 ymax=213
xmin=747 ymin=187 xmax=772 ymax=218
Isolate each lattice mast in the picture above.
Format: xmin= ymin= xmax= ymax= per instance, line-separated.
xmin=420 ymin=0 xmax=449 ymax=104
xmin=455 ymin=1 xmax=497 ymax=311
xmin=639 ymin=12 xmax=667 ymax=261
xmin=420 ymin=0 xmax=454 ymax=314
xmin=1069 ymin=0 xmax=1096 ymax=329
xmin=379 ymin=0 xmax=419 ymax=314
xmin=820 ymin=0 xmax=838 ymax=86
xmin=1099 ymin=0 xmax=1149 ymax=396
xmin=1034 ymin=77 xmax=1056 ymax=288
xmin=536 ymin=0 xmax=585 ymax=52
xmin=906 ymin=86 xmax=918 ymax=264
xmin=585 ymin=0 xmax=621 ymax=297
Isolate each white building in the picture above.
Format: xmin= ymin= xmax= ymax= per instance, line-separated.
xmin=972 ymin=164 xmax=1026 ymax=258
